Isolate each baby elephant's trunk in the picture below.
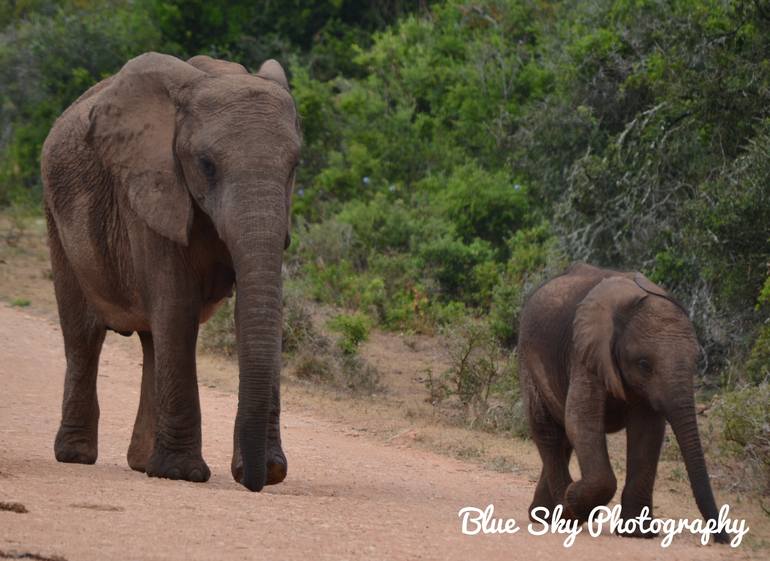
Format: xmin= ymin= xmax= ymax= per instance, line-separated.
xmin=666 ymin=397 xmax=729 ymax=544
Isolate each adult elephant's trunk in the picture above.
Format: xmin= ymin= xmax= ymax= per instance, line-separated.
xmin=666 ymin=395 xmax=728 ymax=543
xmin=227 ymin=180 xmax=286 ymax=492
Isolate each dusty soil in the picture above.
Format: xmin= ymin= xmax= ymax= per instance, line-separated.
xmin=0 ymin=216 xmax=768 ymax=560
xmin=0 ymin=304 xmax=763 ymax=561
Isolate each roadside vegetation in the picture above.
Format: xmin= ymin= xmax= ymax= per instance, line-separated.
xmin=1 ymin=0 xmax=768 ymax=499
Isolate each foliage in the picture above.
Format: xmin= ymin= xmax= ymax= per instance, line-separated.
xmin=426 ymin=318 xmax=524 ymax=433
xmin=0 ymin=1 xmax=163 ymax=204
xmin=291 ymin=310 xmax=381 ymax=395
xmin=489 ymin=222 xmax=564 ymax=346
xmin=711 ymin=382 xmax=770 ymax=495
xmin=200 ymin=299 xmax=236 ymax=357
xmin=281 ymin=286 xmax=316 ymax=355
xmin=2 ymin=0 xmax=770 ymax=406
xmin=745 ymin=324 xmax=770 ymax=385
xmin=327 ymin=312 xmax=371 ymax=354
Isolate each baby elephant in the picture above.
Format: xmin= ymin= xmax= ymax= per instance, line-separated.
xmin=518 ymin=263 xmax=728 ymax=543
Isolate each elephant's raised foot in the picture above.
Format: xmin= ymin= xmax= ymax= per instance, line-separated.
xmin=564 ymin=479 xmax=616 ymax=524
xmin=146 ymin=448 xmax=210 ymax=483
xmin=54 ymin=425 xmax=97 ymax=464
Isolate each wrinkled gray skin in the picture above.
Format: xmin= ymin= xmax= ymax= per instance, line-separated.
xmin=518 ymin=263 xmax=728 ymax=543
xmin=41 ymin=52 xmax=300 ymax=492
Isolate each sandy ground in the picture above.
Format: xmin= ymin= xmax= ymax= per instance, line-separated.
xmin=1 ymin=217 xmax=768 ymax=559
xmin=0 ymin=304 xmax=763 ymax=561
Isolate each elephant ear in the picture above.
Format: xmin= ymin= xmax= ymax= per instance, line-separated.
xmin=256 ymin=59 xmax=290 ymax=90
xmin=87 ymin=52 xmax=202 ymax=245
xmin=573 ymin=277 xmax=648 ymax=400
xmin=256 ymin=58 xmax=293 ymax=249
xmin=634 ymin=272 xmax=689 ymax=314
xmin=187 ymin=55 xmax=249 ymax=75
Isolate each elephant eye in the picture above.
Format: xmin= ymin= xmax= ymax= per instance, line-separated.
xmin=638 ymin=359 xmax=653 ymax=374
xmin=199 ymin=157 xmax=217 ymax=179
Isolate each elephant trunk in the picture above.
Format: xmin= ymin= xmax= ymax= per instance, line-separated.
xmin=227 ymin=179 xmax=286 ymax=492
xmin=665 ymin=396 xmax=728 ymax=543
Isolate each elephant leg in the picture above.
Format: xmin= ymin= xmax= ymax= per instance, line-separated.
xmin=127 ymin=331 xmax=157 ymax=471
xmin=564 ymin=371 xmax=617 ymax=522
xmin=618 ymin=403 xmax=665 ymax=538
xmin=231 ymin=372 xmax=287 ymax=485
xmin=144 ymin=312 xmax=210 ymax=483
xmin=527 ymin=386 xmax=573 ymax=521
xmin=49 ymin=211 xmax=106 ymax=465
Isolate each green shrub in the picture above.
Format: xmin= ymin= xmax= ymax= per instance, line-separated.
xmin=294 ymin=352 xmax=335 ymax=383
xmin=417 ymin=235 xmax=494 ymax=304
xmin=358 ymin=276 xmax=388 ymax=322
xmin=328 ymin=312 xmax=371 ymax=354
xmin=201 ymin=288 xmax=317 ymax=359
xmin=427 ymin=318 xmax=520 ymax=430
xmin=489 ymin=223 xmax=562 ymax=346
xmin=337 ymin=352 xmax=381 ymax=394
xmin=711 ymin=382 xmax=770 ymax=495
xmin=0 ymin=3 xmax=164 ymax=204
xmin=745 ymin=324 xmax=770 ymax=385
xmin=292 ymin=216 xmax=354 ymax=268
xmin=489 ymin=281 xmax=524 ymax=348
xmin=200 ymin=299 xmax=236 ymax=357
xmin=337 ymin=194 xmax=420 ymax=260
xmin=291 ymin=314 xmax=381 ymax=395
xmin=302 ymin=260 xmax=358 ymax=306
xmin=436 ymin=163 xmax=530 ymax=255
xmin=281 ymin=288 xmax=315 ymax=354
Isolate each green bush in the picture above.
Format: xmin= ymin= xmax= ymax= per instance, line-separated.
xmin=328 ymin=312 xmax=371 ymax=355
xmin=4 ymin=0 xmax=770 ymax=423
xmin=337 ymin=352 xmax=381 ymax=394
xmin=489 ymin=223 xmax=562 ymax=346
xmin=711 ymin=382 xmax=770 ymax=495
xmin=436 ymin=163 xmax=529 ymax=255
xmin=417 ymin=235 xmax=494 ymax=305
xmin=281 ymin=287 xmax=315 ymax=354
xmin=294 ymin=352 xmax=335 ymax=383
xmin=291 ymin=311 xmax=381 ymax=394
xmin=0 ymin=2 xmax=164 ymax=204
xmin=200 ymin=299 xmax=236 ymax=357
xmin=427 ymin=318 xmax=521 ymax=430
xmin=745 ymin=324 xmax=770 ymax=386
xmin=292 ymin=216 xmax=354 ymax=268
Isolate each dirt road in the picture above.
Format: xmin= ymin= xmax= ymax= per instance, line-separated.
xmin=0 ymin=304 xmax=759 ymax=560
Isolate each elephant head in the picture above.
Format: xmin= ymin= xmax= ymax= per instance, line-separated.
xmin=573 ymin=274 xmax=726 ymax=537
xmin=87 ymin=53 xmax=300 ymax=491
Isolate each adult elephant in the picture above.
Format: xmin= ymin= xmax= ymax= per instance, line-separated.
xmin=518 ymin=263 xmax=728 ymax=543
xmin=41 ymin=52 xmax=300 ymax=492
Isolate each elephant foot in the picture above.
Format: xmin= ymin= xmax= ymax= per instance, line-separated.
xmin=528 ymin=492 xmax=557 ymax=523
xmin=266 ymin=445 xmax=288 ymax=485
xmin=231 ymin=443 xmax=287 ymax=486
xmin=146 ymin=446 xmax=210 ymax=483
xmin=54 ymin=425 xmax=97 ymax=464
xmin=564 ymin=479 xmax=615 ymax=524
xmin=713 ymin=531 xmax=730 ymax=544
xmin=616 ymin=527 xmax=658 ymax=539
xmin=617 ymin=505 xmax=657 ymax=539
xmin=127 ymin=437 xmax=153 ymax=473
